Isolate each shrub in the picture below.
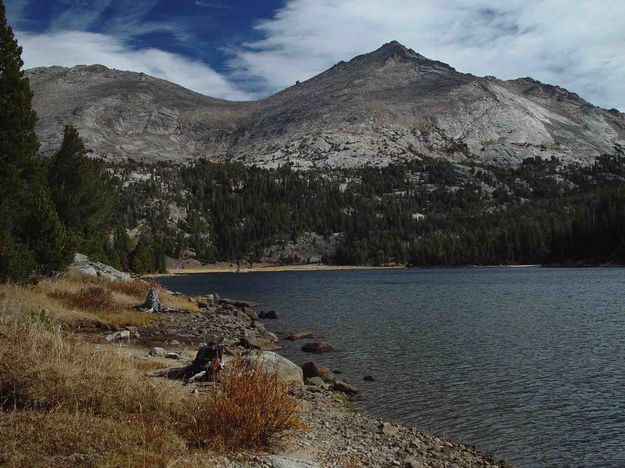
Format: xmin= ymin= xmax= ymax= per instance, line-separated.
xmin=50 ymin=286 xmax=118 ymax=311
xmin=108 ymin=280 xmax=157 ymax=299
xmin=183 ymin=359 xmax=305 ymax=452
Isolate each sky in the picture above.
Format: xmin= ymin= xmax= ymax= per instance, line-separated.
xmin=5 ymin=0 xmax=625 ymax=110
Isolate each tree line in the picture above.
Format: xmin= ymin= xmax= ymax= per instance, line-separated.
xmin=0 ymin=1 xmax=165 ymax=282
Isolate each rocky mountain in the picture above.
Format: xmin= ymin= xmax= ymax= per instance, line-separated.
xmin=27 ymin=41 xmax=625 ymax=167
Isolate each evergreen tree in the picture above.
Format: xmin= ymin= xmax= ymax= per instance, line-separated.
xmin=48 ymin=125 xmax=115 ymax=253
xmin=0 ymin=1 xmax=71 ymax=281
xmin=0 ymin=0 xmax=39 ymax=179
xmin=112 ymin=225 xmax=133 ymax=271
xmin=26 ymin=190 xmax=72 ymax=274
xmin=130 ymin=233 xmax=156 ymax=274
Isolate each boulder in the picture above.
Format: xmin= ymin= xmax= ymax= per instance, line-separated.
xmin=301 ymin=342 xmax=334 ymax=353
xmin=165 ymin=352 xmax=181 ymax=360
xmin=245 ymin=351 xmax=303 ymax=387
xmin=219 ymin=297 xmax=258 ymax=308
xmin=378 ymin=422 xmax=399 ymax=437
xmin=301 ymin=361 xmax=335 ymax=382
xmin=259 ymin=310 xmax=279 ymax=319
xmin=105 ymin=330 xmax=130 ymax=342
xmin=306 ymin=376 xmax=325 ymax=386
xmin=71 ymin=253 xmax=131 ymax=281
xmin=363 ymin=375 xmax=375 ymax=381
xmin=125 ymin=326 xmax=140 ymax=338
xmin=243 ymin=308 xmax=258 ymax=320
xmin=285 ymin=332 xmax=313 ymax=341
xmin=149 ymin=347 xmax=167 ymax=357
xmin=265 ymin=455 xmax=320 ymax=468
xmin=333 ymin=380 xmax=360 ymax=395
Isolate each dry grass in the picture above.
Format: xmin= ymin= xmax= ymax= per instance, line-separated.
xmin=26 ymin=273 xmax=196 ymax=329
xmin=108 ymin=279 xmax=160 ymax=299
xmin=50 ymin=286 xmax=119 ymax=312
xmin=0 ymin=274 xmax=304 ymax=465
xmin=0 ymin=411 xmax=187 ymax=467
xmin=184 ymin=359 xmax=305 ymax=452
xmin=0 ymin=297 xmax=191 ymax=465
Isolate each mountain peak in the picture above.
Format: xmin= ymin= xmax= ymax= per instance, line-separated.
xmin=374 ymin=40 xmax=423 ymax=60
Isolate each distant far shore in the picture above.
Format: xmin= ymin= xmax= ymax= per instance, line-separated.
xmin=147 ymin=261 xmax=625 ymax=278
xmin=153 ymin=262 xmax=405 ymax=276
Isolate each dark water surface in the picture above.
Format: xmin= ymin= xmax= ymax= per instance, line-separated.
xmin=161 ymin=267 xmax=625 ymax=467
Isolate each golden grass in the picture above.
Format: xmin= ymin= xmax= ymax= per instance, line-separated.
xmin=50 ymin=286 xmax=119 ymax=312
xmin=11 ymin=273 xmax=196 ymax=329
xmin=108 ymin=279 xmax=160 ymax=299
xmin=184 ymin=358 xmax=306 ymax=452
xmin=0 ymin=411 xmax=187 ymax=467
xmin=0 ymin=273 xmax=304 ymax=465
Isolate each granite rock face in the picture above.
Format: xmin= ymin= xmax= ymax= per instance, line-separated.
xmin=27 ymin=42 xmax=625 ymax=168
xmin=70 ymin=253 xmax=131 ymax=281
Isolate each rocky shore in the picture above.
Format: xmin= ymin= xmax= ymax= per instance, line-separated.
xmin=120 ymin=288 xmax=506 ymax=468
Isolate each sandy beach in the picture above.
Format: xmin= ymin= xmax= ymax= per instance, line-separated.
xmin=161 ymin=262 xmax=405 ymax=276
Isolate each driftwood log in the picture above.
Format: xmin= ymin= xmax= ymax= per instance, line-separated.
xmin=149 ymin=343 xmax=225 ymax=383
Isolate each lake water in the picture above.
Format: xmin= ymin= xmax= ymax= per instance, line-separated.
xmin=161 ymin=267 xmax=625 ymax=467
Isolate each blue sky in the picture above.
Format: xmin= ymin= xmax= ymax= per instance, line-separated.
xmin=5 ymin=0 xmax=625 ymax=110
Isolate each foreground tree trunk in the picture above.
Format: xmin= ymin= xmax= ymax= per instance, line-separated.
xmin=149 ymin=343 xmax=225 ymax=383
xmin=140 ymin=288 xmax=160 ymax=312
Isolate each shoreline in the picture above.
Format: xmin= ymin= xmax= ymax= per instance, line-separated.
xmin=153 ymin=262 xmax=405 ymax=276
xmin=150 ymin=279 xmax=506 ymax=466
xmin=152 ymin=261 xmax=625 ymax=278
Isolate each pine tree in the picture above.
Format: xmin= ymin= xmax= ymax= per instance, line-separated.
xmin=0 ymin=0 xmax=39 ymax=178
xmin=26 ymin=190 xmax=72 ymax=275
xmin=112 ymin=225 xmax=133 ymax=271
xmin=48 ymin=125 xmax=115 ymax=251
xmin=0 ymin=0 xmax=71 ymax=281
xmin=130 ymin=233 xmax=155 ymax=273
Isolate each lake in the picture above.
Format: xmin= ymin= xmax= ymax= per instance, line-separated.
xmin=160 ymin=267 xmax=625 ymax=467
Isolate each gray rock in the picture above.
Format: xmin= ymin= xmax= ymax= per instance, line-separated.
xmin=149 ymin=347 xmax=167 ymax=357
xmin=301 ymin=342 xmax=334 ymax=354
xmin=125 ymin=326 xmax=140 ymax=338
xmin=244 ymin=351 xmax=304 ymax=387
xmin=105 ymin=330 xmax=131 ymax=342
xmin=165 ymin=352 xmax=181 ymax=360
xmin=70 ymin=253 xmax=131 ymax=281
xmin=285 ymin=331 xmax=313 ymax=341
xmin=306 ymin=376 xmax=325 ymax=386
xmin=239 ymin=336 xmax=281 ymax=352
xmin=406 ymin=458 xmax=426 ymax=468
xmin=265 ymin=455 xmax=320 ymax=468
xmin=378 ymin=422 xmax=399 ymax=437
xmin=243 ymin=308 xmax=258 ymax=320
xmin=333 ymin=380 xmax=360 ymax=395
xmin=259 ymin=310 xmax=279 ymax=319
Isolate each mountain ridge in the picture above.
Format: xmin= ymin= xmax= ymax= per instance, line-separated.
xmin=27 ymin=41 xmax=625 ymax=167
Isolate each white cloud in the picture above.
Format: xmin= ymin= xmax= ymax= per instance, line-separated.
xmin=17 ymin=30 xmax=252 ymax=101
xmin=229 ymin=0 xmax=625 ymax=110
